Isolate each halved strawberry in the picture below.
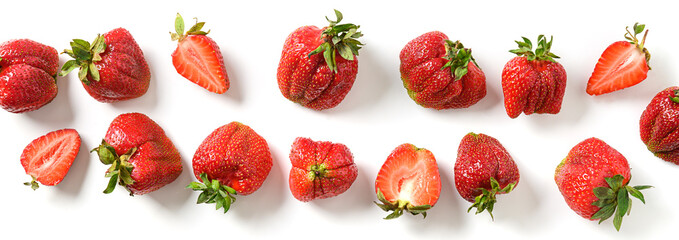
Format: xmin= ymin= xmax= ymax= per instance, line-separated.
xmin=20 ymin=129 xmax=81 ymax=190
xmin=586 ymin=23 xmax=650 ymax=96
xmin=171 ymin=13 xmax=229 ymax=94
xmin=374 ymin=143 xmax=441 ymax=219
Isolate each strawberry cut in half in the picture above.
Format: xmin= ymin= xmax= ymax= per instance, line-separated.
xmin=374 ymin=143 xmax=441 ymax=219
xmin=586 ymin=23 xmax=650 ymax=96
xmin=20 ymin=129 xmax=81 ymax=190
xmin=171 ymin=13 xmax=229 ymax=94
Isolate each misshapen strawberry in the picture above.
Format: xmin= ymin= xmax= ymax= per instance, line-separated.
xmin=587 ymin=23 xmax=650 ymax=95
xmin=60 ymin=28 xmax=150 ymax=102
xmin=188 ymin=122 xmax=273 ymax=213
xmin=555 ymin=137 xmax=651 ymax=231
xmin=400 ymin=31 xmax=486 ymax=109
xmin=171 ymin=13 xmax=229 ymax=94
xmin=92 ymin=112 xmax=182 ymax=195
xmin=0 ymin=39 xmax=59 ymax=113
xmin=640 ymin=86 xmax=679 ymax=164
xmin=502 ymin=35 xmax=567 ymax=118
xmin=374 ymin=144 xmax=441 ymax=219
xmin=454 ymin=132 xmax=518 ymax=219
xmin=288 ymin=137 xmax=357 ymax=202
xmin=277 ymin=9 xmax=363 ymax=110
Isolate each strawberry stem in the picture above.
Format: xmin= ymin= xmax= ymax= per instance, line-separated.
xmin=441 ymin=40 xmax=477 ymax=81
xmin=467 ymin=177 xmax=515 ymax=220
xmin=590 ymin=174 xmax=652 ymax=231
xmin=307 ymin=9 xmax=363 ymax=73
xmin=187 ymin=173 xmax=238 ymax=213
xmin=374 ymin=188 xmax=432 ymax=219
xmin=59 ymin=35 xmax=106 ymax=84
xmin=23 ymin=176 xmax=40 ymax=190
xmin=171 ymin=13 xmax=210 ymax=42
xmin=91 ymin=140 xmax=137 ymax=195
xmin=509 ymin=35 xmax=560 ymax=62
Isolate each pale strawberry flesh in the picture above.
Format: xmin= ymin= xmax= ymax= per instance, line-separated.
xmin=375 ymin=144 xmax=441 ymax=207
xmin=172 ymin=35 xmax=229 ymax=94
xmin=20 ymin=129 xmax=81 ymax=186
xmin=587 ymin=41 xmax=649 ymax=95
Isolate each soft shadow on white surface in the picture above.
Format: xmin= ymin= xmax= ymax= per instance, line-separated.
xmin=497 ymin=172 xmax=541 ymax=228
xmin=55 ymin=136 xmax=91 ymax=196
xmin=231 ymin=150 xmax=286 ymax=220
xmin=310 ymin=162 xmax=374 ymax=213
xmin=221 ymin=49 xmax=244 ymax=104
xmin=147 ymin=157 xmax=194 ymax=211
xmin=25 ymin=74 xmax=75 ymax=126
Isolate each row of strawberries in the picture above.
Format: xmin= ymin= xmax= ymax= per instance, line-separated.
xmin=3 ymin=10 xmax=676 ymax=233
xmin=0 ymin=11 xmax=650 ymax=114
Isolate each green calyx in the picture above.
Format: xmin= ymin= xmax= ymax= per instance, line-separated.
xmin=59 ymin=35 xmax=106 ymax=84
xmin=308 ymin=9 xmax=364 ymax=73
xmin=509 ymin=35 xmax=560 ymax=62
xmin=468 ymin=177 xmax=515 ymax=220
xmin=171 ymin=13 xmax=210 ymax=42
xmin=590 ymin=174 xmax=652 ymax=231
xmin=308 ymin=164 xmax=328 ymax=180
xmin=670 ymin=89 xmax=679 ymax=104
xmin=187 ymin=173 xmax=237 ymax=213
xmin=91 ymin=140 xmax=137 ymax=196
xmin=441 ymin=40 xmax=478 ymax=81
xmin=23 ymin=176 xmax=40 ymax=190
xmin=374 ymin=188 xmax=431 ymax=219
xmin=625 ymin=22 xmax=651 ymax=68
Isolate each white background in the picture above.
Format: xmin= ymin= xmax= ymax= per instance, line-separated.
xmin=2 ymin=0 xmax=677 ymax=239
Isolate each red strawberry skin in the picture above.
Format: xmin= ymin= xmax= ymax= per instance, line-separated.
xmin=289 ymin=137 xmax=357 ymax=202
xmin=0 ymin=39 xmax=59 ymax=76
xmin=0 ymin=64 xmax=57 ymax=113
xmin=375 ymin=144 xmax=441 ymax=207
xmin=84 ymin=28 xmax=150 ymax=103
xmin=0 ymin=39 xmax=59 ymax=113
xmin=277 ymin=26 xmax=358 ymax=110
xmin=554 ymin=138 xmax=631 ymax=219
xmin=502 ymin=56 xmax=567 ymax=118
xmin=454 ymin=133 xmax=519 ymax=202
xmin=640 ymin=86 xmax=679 ymax=164
xmin=192 ymin=122 xmax=273 ymax=195
xmin=172 ymin=33 xmax=229 ymax=94
xmin=21 ymin=129 xmax=81 ymax=186
xmin=104 ymin=112 xmax=182 ymax=195
xmin=400 ymin=31 xmax=486 ymax=109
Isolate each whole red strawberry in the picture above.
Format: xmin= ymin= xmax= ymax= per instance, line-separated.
xmin=277 ymin=9 xmax=363 ymax=110
xmin=400 ymin=31 xmax=486 ymax=109
xmin=171 ymin=13 xmax=229 ymax=94
xmin=555 ymin=137 xmax=651 ymax=231
xmin=188 ymin=122 xmax=273 ymax=213
xmin=640 ymin=86 xmax=679 ymax=164
xmin=374 ymin=143 xmax=441 ymax=219
xmin=288 ymin=137 xmax=357 ymax=202
xmin=587 ymin=23 xmax=650 ymax=95
xmin=92 ymin=112 xmax=182 ymax=196
xmin=502 ymin=35 xmax=567 ymax=118
xmin=0 ymin=39 xmax=58 ymax=113
xmin=454 ymin=132 xmax=518 ymax=219
xmin=59 ymin=28 xmax=150 ymax=102
xmin=21 ymin=129 xmax=81 ymax=190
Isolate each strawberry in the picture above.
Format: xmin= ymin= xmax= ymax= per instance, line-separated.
xmin=454 ymin=132 xmax=519 ymax=219
xmin=0 ymin=39 xmax=59 ymax=113
xmin=501 ymin=35 xmax=567 ymax=118
xmin=20 ymin=129 xmax=81 ymax=190
xmin=170 ymin=13 xmax=229 ymax=94
xmin=586 ymin=23 xmax=650 ymax=96
xmin=374 ymin=143 xmax=441 ymax=219
xmin=188 ymin=122 xmax=273 ymax=213
xmin=277 ymin=9 xmax=363 ymax=110
xmin=400 ymin=31 xmax=486 ymax=109
xmin=91 ymin=112 xmax=182 ymax=196
xmin=59 ymin=28 xmax=150 ymax=103
xmin=288 ymin=137 xmax=357 ymax=202
xmin=640 ymin=86 xmax=679 ymax=164
xmin=555 ymin=137 xmax=651 ymax=231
